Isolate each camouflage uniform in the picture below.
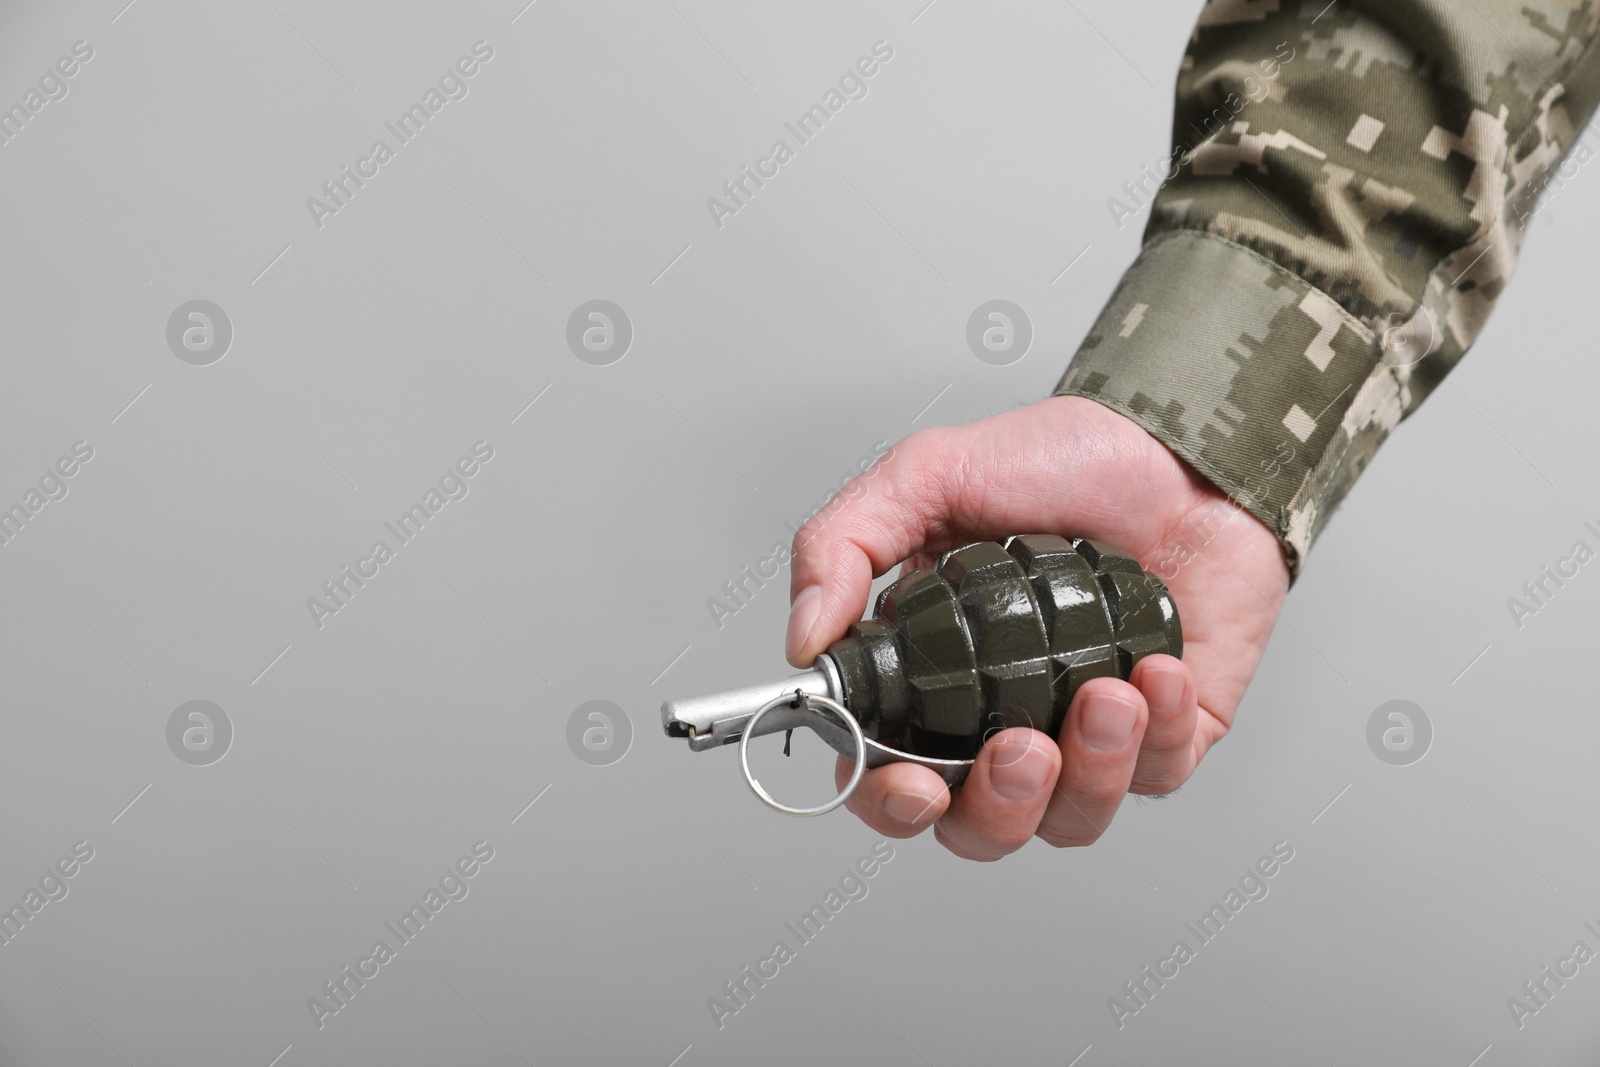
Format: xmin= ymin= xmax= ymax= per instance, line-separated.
xmin=1055 ymin=0 xmax=1600 ymax=577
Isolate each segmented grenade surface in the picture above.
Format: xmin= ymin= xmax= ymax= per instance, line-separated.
xmin=826 ymin=535 xmax=1182 ymax=760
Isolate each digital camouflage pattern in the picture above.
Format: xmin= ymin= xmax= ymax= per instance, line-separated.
xmin=1056 ymin=0 xmax=1600 ymax=577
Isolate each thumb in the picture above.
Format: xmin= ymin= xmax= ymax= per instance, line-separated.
xmin=785 ymin=426 xmax=987 ymax=667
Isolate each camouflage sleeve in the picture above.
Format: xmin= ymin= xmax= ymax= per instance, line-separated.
xmin=1054 ymin=0 xmax=1600 ymax=578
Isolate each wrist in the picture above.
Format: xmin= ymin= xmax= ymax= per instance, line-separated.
xmin=1039 ymin=394 xmax=1290 ymax=587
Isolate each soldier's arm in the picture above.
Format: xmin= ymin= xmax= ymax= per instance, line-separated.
xmin=780 ymin=2 xmax=1600 ymax=859
xmin=1057 ymin=0 xmax=1600 ymax=577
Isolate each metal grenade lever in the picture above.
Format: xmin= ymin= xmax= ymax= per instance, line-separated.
xmin=661 ymin=535 xmax=1182 ymax=816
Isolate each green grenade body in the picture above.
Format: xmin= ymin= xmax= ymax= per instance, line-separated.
xmin=825 ymin=535 xmax=1182 ymax=761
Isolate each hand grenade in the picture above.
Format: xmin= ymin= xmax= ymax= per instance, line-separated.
xmin=661 ymin=535 xmax=1181 ymax=814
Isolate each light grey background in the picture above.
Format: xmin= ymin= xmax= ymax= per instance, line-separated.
xmin=0 ymin=0 xmax=1594 ymax=1064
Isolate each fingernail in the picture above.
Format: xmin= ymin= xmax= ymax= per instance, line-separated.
xmin=988 ymin=735 xmax=1054 ymax=801
xmin=1144 ymin=666 xmax=1185 ymax=716
xmin=883 ymin=789 xmax=940 ymax=825
xmin=1079 ymin=692 xmax=1139 ymax=751
xmin=786 ymin=585 xmax=822 ymax=664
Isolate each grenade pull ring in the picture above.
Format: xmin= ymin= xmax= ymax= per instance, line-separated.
xmin=739 ymin=690 xmax=866 ymax=817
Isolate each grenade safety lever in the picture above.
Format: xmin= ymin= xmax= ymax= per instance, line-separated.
xmin=661 ymin=535 xmax=1181 ymax=815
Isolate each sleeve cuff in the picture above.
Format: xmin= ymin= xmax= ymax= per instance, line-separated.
xmin=1055 ymin=228 xmax=1403 ymax=579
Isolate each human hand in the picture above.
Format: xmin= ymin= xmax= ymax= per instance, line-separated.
xmin=785 ymin=395 xmax=1289 ymax=860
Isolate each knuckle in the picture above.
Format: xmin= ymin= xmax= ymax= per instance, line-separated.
xmin=889 ymin=434 xmax=948 ymax=495
xmin=793 ymin=507 xmax=838 ymax=553
xmin=897 ymin=428 xmax=971 ymax=497
xmin=1129 ymin=758 xmax=1194 ymax=797
xmin=932 ymin=823 xmax=1002 ymax=863
xmin=1037 ymin=826 xmax=1102 ymax=849
xmin=900 ymin=426 xmax=948 ymax=459
xmin=876 ymin=821 xmax=934 ymax=840
xmin=1129 ymin=776 xmax=1186 ymax=799
xmin=987 ymin=828 xmax=1036 ymax=854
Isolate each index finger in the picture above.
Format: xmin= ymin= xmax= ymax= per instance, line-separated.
xmin=785 ymin=432 xmax=946 ymax=666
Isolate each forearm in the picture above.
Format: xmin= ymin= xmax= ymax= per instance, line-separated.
xmin=1057 ymin=1 xmax=1600 ymax=576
